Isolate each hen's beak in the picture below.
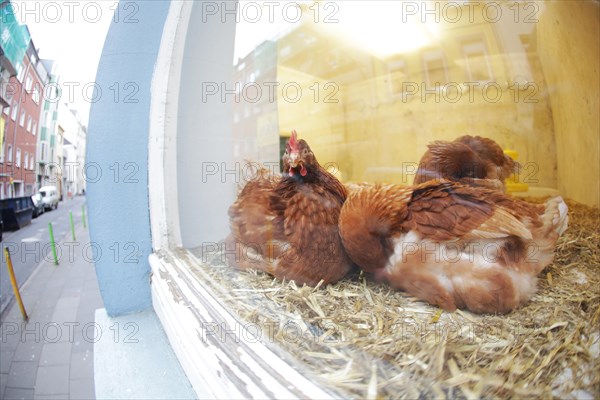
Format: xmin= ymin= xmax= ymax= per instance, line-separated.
xmin=288 ymin=152 xmax=307 ymax=177
xmin=289 ymin=152 xmax=300 ymax=168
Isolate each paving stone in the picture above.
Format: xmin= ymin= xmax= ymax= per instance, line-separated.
xmin=78 ymin=293 xmax=103 ymax=312
xmin=61 ymin=287 xmax=84 ymax=298
xmin=3 ymin=386 xmax=35 ymax=400
xmin=24 ymin=307 xmax=54 ymax=324
xmin=7 ymin=361 xmax=37 ymax=388
xmin=13 ymin=340 xmax=43 ymax=363
xmin=69 ymin=378 xmax=95 ymax=400
xmin=0 ymin=349 xmax=15 ymax=373
xmin=69 ymin=351 xmax=93 ymax=380
xmin=34 ymin=395 xmax=69 ymax=400
xmin=70 ymin=332 xmax=94 ymax=354
xmin=1 ymin=372 xmax=8 ymax=399
xmin=55 ymin=297 xmax=81 ymax=311
xmin=49 ymin=306 xmax=78 ymax=327
xmin=1 ymin=223 xmax=108 ymax=400
xmin=39 ymin=342 xmax=72 ymax=366
xmin=1 ymin=325 xmax=21 ymax=351
xmin=34 ymin=365 xmax=69 ymax=395
xmin=55 ymin=321 xmax=81 ymax=344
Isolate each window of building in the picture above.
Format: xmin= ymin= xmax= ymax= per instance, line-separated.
xmin=32 ymin=122 xmax=37 ymax=135
xmin=27 ymin=116 xmax=32 ymax=132
xmin=423 ymin=50 xmax=448 ymax=88
xmin=15 ymin=148 xmax=21 ymax=168
xmin=386 ymin=59 xmax=407 ymax=98
xmin=2 ymin=105 xmax=8 ymax=115
xmin=25 ymin=75 xmax=33 ymax=92
xmin=16 ymin=64 xmax=24 ymax=82
xmin=30 ymin=155 xmax=35 ymax=170
xmin=24 ymin=152 xmax=29 ymax=170
xmin=32 ymin=86 xmax=41 ymax=104
xmin=11 ymin=102 xmax=18 ymax=120
xmin=6 ymin=145 xmax=13 ymax=163
xmin=41 ymin=142 xmax=48 ymax=161
xmin=19 ymin=111 xmax=25 ymax=127
xmin=146 ymin=2 xmax=598 ymax=399
xmin=462 ymin=40 xmax=493 ymax=82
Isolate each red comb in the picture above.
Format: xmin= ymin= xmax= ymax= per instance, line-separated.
xmin=289 ymin=130 xmax=299 ymax=151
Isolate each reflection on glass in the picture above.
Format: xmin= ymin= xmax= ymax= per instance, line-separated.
xmin=187 ymin=1 xmax=599 ymax=398
xmin=229 ymin=0 xmax=579 ymax=192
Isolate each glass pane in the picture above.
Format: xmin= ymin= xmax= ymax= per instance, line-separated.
xmin=188 ymin=1 xmax=598 ymax=398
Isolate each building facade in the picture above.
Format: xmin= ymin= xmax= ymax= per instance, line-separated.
xmin=57 ymin=102 xmax=86 ymax=199
xmin=0 ymin=0 xmax=31 ymax=197
xmin=36 ymin=59 xmax=62 ymax=190
xmin=0 ymin=38 xmax=49 ymax=198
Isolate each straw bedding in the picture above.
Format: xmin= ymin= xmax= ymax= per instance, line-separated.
xmin=189 ymin=198 xmax=599 ymax=399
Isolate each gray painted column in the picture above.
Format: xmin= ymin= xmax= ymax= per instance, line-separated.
xmin=87 ymin=0 xmax=170 ymax=316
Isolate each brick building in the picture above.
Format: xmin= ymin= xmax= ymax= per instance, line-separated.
xmin=0 ymin=39 xmax=50 ymax=198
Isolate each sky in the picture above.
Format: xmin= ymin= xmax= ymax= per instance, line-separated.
xmin=11 ymin=0 xmax=115 ymax=126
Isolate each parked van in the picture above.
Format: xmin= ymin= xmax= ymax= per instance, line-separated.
xmin=39 ymin=186 xmax=60 ymax=210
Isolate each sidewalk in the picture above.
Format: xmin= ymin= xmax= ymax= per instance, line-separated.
xmin=1 ymin=224 xmax=102 ymax=399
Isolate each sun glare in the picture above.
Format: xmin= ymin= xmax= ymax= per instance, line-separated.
xmin=325 ymin=1 xmax=441 ymax=58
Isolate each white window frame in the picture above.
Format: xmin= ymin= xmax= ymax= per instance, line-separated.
xmin=11 ymin=101 xmax=18 ymax=120
xmin=15 ymin=148 xmax=21 ymax=168
xmin=462 ymin=40 xmax=493 ymax=83
xmin=7 ymin=144 xmax=13 ymax=162
xmin=16 ymin=64 xmax=24 ymax=82
xmin=32 ymin=86 xmax=40 ymax=104
xmin=423 ymin=49 xmax=449 ymax=89
xmin=19 ymin=110 xmax=25 ymax=127
xmin=41 ymin=141 xmax=48 ymax=161
xmin=25 ymin=75 xmax=32 ymax=92
xmin=147 ymin=2 xmax=336 ymax=398
xmin=27 ymin=115 xmax=32 ymax=132
xmin=24 ymin=152 xmax=29 ymax=170
xmin=386 ymin=58 xmax=408 ymax=99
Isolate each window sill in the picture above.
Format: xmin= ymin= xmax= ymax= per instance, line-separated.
xmin=149 ymin=249 xmax=338 ymax=399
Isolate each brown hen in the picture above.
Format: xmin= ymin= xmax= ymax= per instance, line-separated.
xmin=338 ymin=180 xmax=568 ymax=314
xmin=414 ymin=135 xmax=519 ymax=191
xmin=226 ymin=130 xmax=353 ymax=286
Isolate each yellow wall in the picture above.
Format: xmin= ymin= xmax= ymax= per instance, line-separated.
xmin=537 ymin=2 xmax=600 ymax=207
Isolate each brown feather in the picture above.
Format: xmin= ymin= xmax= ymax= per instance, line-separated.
xmin=227 ymin=132 xmax=353 ymax=286
xmin=338 ymin=180 xmax=568 ymax=314
xmin=413 ymin=135 xmax=518 ymax=191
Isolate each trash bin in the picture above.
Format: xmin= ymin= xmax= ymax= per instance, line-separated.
xmin=0 ymin=196 xmax=34 ymax=230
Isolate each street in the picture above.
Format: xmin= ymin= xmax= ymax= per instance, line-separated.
xmin=0 ymin=196 xmax=88 ymax=314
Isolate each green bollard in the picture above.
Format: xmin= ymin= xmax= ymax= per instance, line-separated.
xmin=70 ymin=211 xmax=76 ymax=241
xmin=48 ymin=223 xmax=59 ymax=265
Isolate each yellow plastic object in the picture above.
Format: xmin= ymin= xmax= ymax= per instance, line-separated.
xmin=504 ymin=149 xmax=529 ymax=193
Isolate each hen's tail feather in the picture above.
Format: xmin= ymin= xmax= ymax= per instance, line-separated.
xmin=544 ymin=196 xmax=569 ymax=236
xmin=522 ymin=196 xmax=568 ymax=275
